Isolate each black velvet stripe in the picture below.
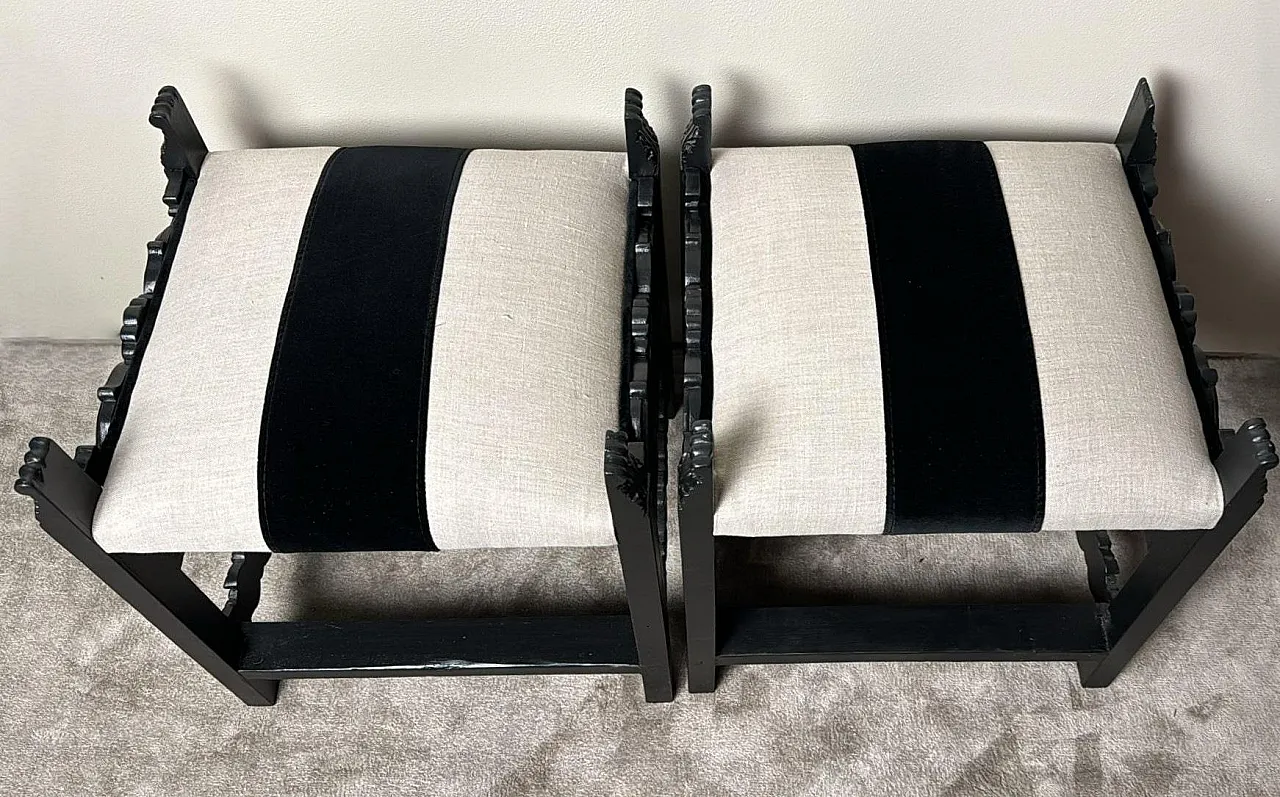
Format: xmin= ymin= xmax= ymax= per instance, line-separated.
xmin=260 ymin=146 xmax=469 ymax=552
xmin=852 ymin=141 xmax=1045 ymax=534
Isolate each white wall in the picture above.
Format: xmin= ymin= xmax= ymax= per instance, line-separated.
xmin=2 ymin=0 xmax=1277 ymax=351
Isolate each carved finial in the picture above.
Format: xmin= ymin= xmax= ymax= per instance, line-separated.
xmin=679 ymin=419 xmax=713 ymax=501
xmin=682 ymin=85 xmax=712 ymax=169
xmin=1116 ymin=80 xmax=1156 ymax=165
xmin=73 ymin=446 xmax=96 ymax=469
xmin=1241 ymin=419 xmax=1278 ymax=470
xmin=1115 ymin=79 xmax=1157 ymax=204
xmin=148 ymin=87 xmax=179 ymax=129
xmin=149 ymin=87 xmax=207 ymax=165
xmin=624 ymin=88 xmax=659 ymax=178
xmin=605 ymin=429 xmax=647 ymax=508
xmin=691 ymin=84 xmax=711 ymax=111
xmin=14 ymin=437 xmax=52 ymax=493
xmin=149 ymin=86 xmax=208 ymax=207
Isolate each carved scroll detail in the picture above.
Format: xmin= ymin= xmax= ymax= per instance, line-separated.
xmin=624 ymin=88 xmax=659 ymax=177
xmin=151 ymin=85 xmax=208 ymax=210
xmin=605 ymin=429 xmax=647 ymax=509
xmin=679 ymin=419 xmax=714 ymax=503
xmin=607 ymin=88 xmax=667 ymax=536
xmin=223 ymin=552 xmax=271 ymax=622
xmin=620 ymin=88 xmax=661 ymax=444
xmin=681 ymin=85 xmax=712 ymax=426
xmin=681 ymin=85 xmax=711 ymax=159
xmin=679 ymin=85 xmax=715 ymax=515
xmin=1242 ymin=418 xmax=1278 ymax=471
xmin=1116 ymin=78 xmax=1219 ymax=452
xmin=1077 ymin=530 xmax=1121 ymax=604
xmin=14 ymin=437 xmax=100 ymax=533
xmin=87 ymin=87 xmax=206 ymax=480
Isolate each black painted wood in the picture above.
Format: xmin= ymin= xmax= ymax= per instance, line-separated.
xmin=238 ymin=616 xmax=640 ymax=679
xmin=1080 ymin=422 xmax=1277 ymax=686
xmin=151 ymin=84 xmax=208 ymax=192
xmin=10 ymin=89 xmax=280 ymax=706
xmin=223 ymin=552 xmax=270 ymax=622
xmin=605 ymin=88 xmax=675 ymax=703
xmin=676 ymin=78 xmax=1276 ymax=692
xmin=717 ymin=604 xmax=1111 ymax=665
xmin=678 ymin=85 xmax=718 ymax=694
xmin=1076 ymin=531 xmax=1121 ymax=604
xmin=15 ymin=438 xmax=278 ymax=705
xmin=88 ymin=87 xmax=204 ymax=485
xmin=606 ymin=432 xmax=674 ymax=701
xmin=1117 ymin=78 xmax=1221 ymax=458
xmin=12 ymin=85 xmax=676 ymax=706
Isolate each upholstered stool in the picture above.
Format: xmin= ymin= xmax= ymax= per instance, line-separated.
xmin=677 ymin=82 xmax=1276 ymax=692
xmin=16 ymin=87 xmax=674 ymax=703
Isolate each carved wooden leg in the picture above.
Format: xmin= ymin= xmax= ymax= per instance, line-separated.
xmin=1076 ymin=530 xmax=1121 ymax=604
xmin=1079 ymin=420 xmax=1276 ymax=687
xmin=678 ymin=84 xmax=716 ymax=694
xmin=606 ymin=432 xmax=675 ymax=702
xmin=15 ymin=437 xmax=277 ymax=705
xmin=223 ymin=552 xmax=271 ymax=622
xmin=679 ymin=419 xmax=717 ymax=693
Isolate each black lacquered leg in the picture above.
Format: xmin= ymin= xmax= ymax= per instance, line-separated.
xmin=1079 ymin=421 xmax=1276 ymax=687
xmin=607 ymin=432 xmax=675 ymax=703
xmin=618 ymin=538 xmax=675 ymax=703
xmin=679 ymin=420 xmax=716 ymax=693
xmin=15 ymin=438 xmax=277 ymax=705
xmin=678 ymin=84 xmax=717 ymax=694
xmin=680 ymin=518 xmax=716 ymax=693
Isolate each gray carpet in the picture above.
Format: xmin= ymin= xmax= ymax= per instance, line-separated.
xmin=2 ymin=340 xmax=1279 ymax=796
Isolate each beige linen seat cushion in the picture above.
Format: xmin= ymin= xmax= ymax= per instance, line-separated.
xmin=93 ymin=147 xmax=628 ymax=553
xmin=710 ymin=143 xmax=1223 ymax=537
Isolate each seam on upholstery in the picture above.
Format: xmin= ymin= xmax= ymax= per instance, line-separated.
xmin=416 ymin=148 xmax=472 ymax=550
xmin=258 ymin=149 xmax=342 ymax=551
xmin=852 ymin=146 xmax=896 ymax=535
xmin=980 ymin=143 xmax=1046 ymax=531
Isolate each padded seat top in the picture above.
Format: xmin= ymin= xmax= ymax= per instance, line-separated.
xmin=93 ymin=146 xmax=630 ymax=553
xmin=709 ymin=142 xmax=1223 ymax=537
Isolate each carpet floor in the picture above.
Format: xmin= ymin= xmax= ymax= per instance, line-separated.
xmin=1 ymin=340 xmax=1278 ymax=796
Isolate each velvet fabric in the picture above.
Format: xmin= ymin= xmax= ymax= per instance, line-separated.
xmin=853 ymin=141 xmax=1045 ymax=534
xmin=259 ymin=146 xmax=469 ymax=552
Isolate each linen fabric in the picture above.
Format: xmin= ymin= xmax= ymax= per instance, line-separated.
xmin=708 ymin=143 xmax=1223 ymax=537
xmin=92 ymin=147 xmax=629 ymax=552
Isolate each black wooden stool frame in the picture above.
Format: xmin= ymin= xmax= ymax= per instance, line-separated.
xmin=677 ymin=81 xmax=1278 ymax=693
xmin=14 ymin=87 xmax=675 ymax=705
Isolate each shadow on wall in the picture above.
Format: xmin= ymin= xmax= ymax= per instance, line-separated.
xmin=1148 ymin=73 xmax=1280 ymax=354
xmin=216 ymin=69 xmax=691 ymax=353
xmin=222 ymin=70 xmax=1280 ymax=355
xmin=707 ymin=72 xmax=1280 ymax=355
xmin=225 ymin=78 xmax=627 ymax=152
